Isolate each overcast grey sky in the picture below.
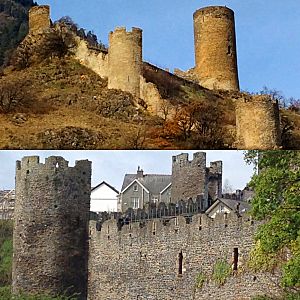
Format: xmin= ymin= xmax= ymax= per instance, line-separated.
xmin=38 ymin=0 xmax=300 ymax=99
xmin=0 ymin=150 xmax=254 ymax=192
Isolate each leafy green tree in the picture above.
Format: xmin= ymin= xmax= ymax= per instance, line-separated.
xmin=245 ymin=150 xmax=300 ymax=290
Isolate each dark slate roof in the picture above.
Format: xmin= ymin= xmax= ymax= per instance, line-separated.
xmin=220 ymin=198 xmax=251 ymax=213
xmin=206 ymin=198 xmax=251 ymax=214
xmin=91 ymin=181 xmax=119 ymax=194
xmin=121 ymin=174 xmax=171 ymax=195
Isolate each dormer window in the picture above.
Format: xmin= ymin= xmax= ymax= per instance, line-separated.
xmin=133 ymin=184 xmax=138 ymax=192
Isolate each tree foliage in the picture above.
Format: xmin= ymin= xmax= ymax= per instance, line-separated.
xmin=245 ymin=150 xmax=300 ymax=289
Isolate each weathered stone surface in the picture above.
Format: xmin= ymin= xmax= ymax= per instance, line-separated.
xmin=193 ymin=6 xmax=239 ymax=91
xmin=12 ymin=156 xmax=91 ymax=299
xmin=29 ymin=6 xmax=50 ymax=34
xmin=236 ymin=95 xmax=281 ymax=149
xmin=108 ymin=27 xmax=142 ymax=97
xmin=88 ymin=215 xmax=282 ymax=300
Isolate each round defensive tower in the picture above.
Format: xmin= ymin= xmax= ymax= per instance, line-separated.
xmin=12 ymin=156 xmax=91 ymax=299
xmin=108 ymin=27 xmax=142 ymax=97
xmin=235 ymin=95 xmax=281 ymax=149
xmin=29 ymin=5 xmax=50 ymax=34
xmin=193 ymin=6 xmax=239 ymax=91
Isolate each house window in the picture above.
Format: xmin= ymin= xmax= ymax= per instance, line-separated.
xmin=133 ymin=184 xmax=138 ymax=192
xmin=219 ymin=205 xmax=224 ymax=213
xmin=132 ymin=197 xmax=139 ymax=209
xmin=152 ymin=196 xmax=158 ymax=203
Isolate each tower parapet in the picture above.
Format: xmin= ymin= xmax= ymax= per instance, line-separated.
xmin=193 ymin=6 xmax=239 ymax=91
xmin=171 ymin=152 xmax=207 ymax=203
xmin=108 ymin=27 xmax=143 ymax=97
xmin=12 ymin=156 xmax=91 ymax=299
xmin=236 ymin=95 xmax=281 ymax=149
xmin=29 ymin=5 xmax=50 ymax=34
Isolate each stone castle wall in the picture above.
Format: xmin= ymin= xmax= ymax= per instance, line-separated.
xmin=74 ymin=39 xmax=109 ymax=79
xmin=29 ymin=5 xmax=50 ymax=34
xmin=108 ymin=27 xmax=142 ymax=97
xmin=12 ymin=156 xmax=91 ymax=299
xmin=171 ymin=153 xmax=207 ymax=203
xmin=88 ymin=213 xmax=282 ymax=300
xmin=207 ymin=161 xmax=222 ymax=201
xmin=193 ymin=6 xmax=239 ymax=91
xmin=235 ymin=95 xmax=281 ymax=149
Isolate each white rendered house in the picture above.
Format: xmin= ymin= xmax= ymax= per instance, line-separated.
xmin=90 ymin=181 xmax=119 ymax=213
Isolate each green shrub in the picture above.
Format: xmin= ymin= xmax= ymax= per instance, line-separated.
xmin=212 ymin=259 xmax=232 ymax=285
xmin=195 ymin=272 xmax=206 ymax=289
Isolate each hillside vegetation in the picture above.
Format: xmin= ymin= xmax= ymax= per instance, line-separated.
xmin=0 ymin=0 xmax=36 ymax=66
xmin=0 ymin=10 xmax=299 ymax=149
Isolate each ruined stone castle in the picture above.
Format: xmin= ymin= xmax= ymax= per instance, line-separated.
xmin=12 ymin=155 xmax=283 ymax=300
xmin=22 ymin=4 xmax=282 ymax=150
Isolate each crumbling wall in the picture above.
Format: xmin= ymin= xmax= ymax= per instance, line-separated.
xmin=193 ymin=6 xmax=239 ymax=91
xmin=12 ymin=156 xmax=91 ymax=299
xmin=207 ymin=161 xmax=222 ymax=202
xmin=235 ymin=95 xmax=281 ymax=149
xmin=74 ymin=39 xmax=109 ymax=79
xmin=88 ymin=214 xmax=282 ymax=300
xmin=108 ymin=27 xmax=142 ymax=97
xmin=29 ymin=5 xmax=50 ymax=34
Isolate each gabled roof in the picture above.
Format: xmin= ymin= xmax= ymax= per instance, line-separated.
xmin=121 ymin=174 xmax=171 ymax=195
xmin=91 ymin=181 xmax=119 ymax=194
xmin=206 ymin=198 xmax=251 ymax=215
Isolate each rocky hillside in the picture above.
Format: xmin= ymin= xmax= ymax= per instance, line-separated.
xmin=0 ymin=0 xmax=36 ymax=66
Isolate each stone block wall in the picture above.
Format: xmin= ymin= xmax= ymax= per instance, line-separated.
xmin=193 ymin=6 xmax=239 ymax=91
xmin=108 ymin=27 xmax=142 ymax=97
xmin=29 ymin=5 xmax=50 ymax=34
xmin=235 ymin=95 xmax=281 ymax=149
xmin=88 ymin=214 xmax=282 ymax=300
xmin=171 ymin=153 xmax=207 ymax=202
xmin=12 ymin=156 xmax=91 ymax=299
xmin=207 ymin=161 xmax=222 ymax=202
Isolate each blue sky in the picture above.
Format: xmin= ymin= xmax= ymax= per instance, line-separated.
xmin=0 ymin=150 xmax=254 ymax=191
xmin=37 ymin=0 xmax=300 ymax=99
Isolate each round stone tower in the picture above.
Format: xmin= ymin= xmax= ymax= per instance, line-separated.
xmin=193 ymin=6 xmax=239 ymax=91
xmin=235 ymin=95 xmax=281 ymax=149
xmin=12 ymin=156 xmax=91 ymax=299
xmin=29 ymin=5 xmax=50 ymax=34
xmin=108 ymin=27 xmax=142 ymax=97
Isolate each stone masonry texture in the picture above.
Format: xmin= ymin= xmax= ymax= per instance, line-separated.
xmin=88 ymin=214 xmax=282 ymax=300
xmin=193 ymin=6 xmax=239 ymax=91
xmin=236 ymin=95 xmax=281 ymax=149
xmin=29 ymin=6 xmax=50 ymax=34
xmin=12 ymin=156 xmax=91 ymax=299
xmin=171 ymin=153 xmax=207 ymax=202
xmin=108 ymin=27 xmax=142 ymax=97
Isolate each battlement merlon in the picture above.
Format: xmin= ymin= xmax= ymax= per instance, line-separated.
xmin=172 ymin=152 xmax=206 ymax=166
xmin=90 ymin=212 xmax=255 ymax=239
xmin=109 ymin=27 xmax=143 ymax=38
xmin=209 ymin=161 xmax=222 ymax=174
xmin=16 ymin=156 xmax=91 ymax=175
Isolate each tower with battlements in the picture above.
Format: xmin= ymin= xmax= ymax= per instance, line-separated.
xmin=171 ymin=152 xmax=208 ymax=203
xmin=193 ymin=6 xmax=239 ymax=91
xmin=108 ymin=27 xmax=143 ymax=97
xmin=12 ymin=156 xmax=91 ymax=299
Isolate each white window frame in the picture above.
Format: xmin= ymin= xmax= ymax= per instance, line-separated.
xmin=132 ymin=197 xmax=139 ymax=209
xmin=133 ymin=184 xmax=138 ymax=192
